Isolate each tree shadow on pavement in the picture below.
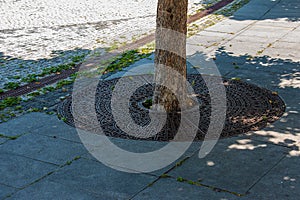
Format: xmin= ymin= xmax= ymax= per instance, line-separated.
xmin=187 ymin=46 xmax=300 ymax=197
xmin=229 ymin=0 xmax=300 ymax=22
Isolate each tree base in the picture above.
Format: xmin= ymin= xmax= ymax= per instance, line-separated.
xmin=58 ymin=74 xmax=285 ymax=141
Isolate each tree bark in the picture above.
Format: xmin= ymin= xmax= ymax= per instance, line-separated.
xmin=153 ymin=0 xmax=189 ymax=112
xmin=153 ymin=0 xmax=188 ymax=112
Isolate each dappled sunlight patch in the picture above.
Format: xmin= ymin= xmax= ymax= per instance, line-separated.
xmin=280 ymin=175 xmax=298 ymax=189
xmin=279 ymin=77 xmax=293 ymax=88
xmin=279 ymin=71 xmax=300 ymax=88
xmin=247 ymin=129 xmax=300 ymax=157
xmin=289 ymin=150 xmax=300 ymax=157
xmin=283 ymin=176 xmax=296 ymax=182
xmin=228 ymin=139 xmax=267 ymax=150
xmin=206 ymin=160 xmax=215 ymax=167
xmin=288 ymin=110 xmax=299 ymax=114
xmin=278 ymin=112 xmax=289 ymax=123
xmin=253 ymin=130 xmax=299 ymax=145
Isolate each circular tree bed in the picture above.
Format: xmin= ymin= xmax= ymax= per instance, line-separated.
xmin=57 ymin=74 xmax=285 ymax=141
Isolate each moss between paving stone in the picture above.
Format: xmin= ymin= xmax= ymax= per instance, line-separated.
xmin=0 ymin=97 xmax=22 ymax=110
xmin=0 ymin=48 xmax=154 ymax=123
xmin=148 ymin=170 xmax=244 ymax=197
xmin=0 ymin=52 xmax=89 ymax=93
xmin=187 ymin=0 xmax=251 ymax=37
xmin=0 ymin=133 xmax=22 ymax=140
xmin=216 ymin=0 xmax=250 ymax=17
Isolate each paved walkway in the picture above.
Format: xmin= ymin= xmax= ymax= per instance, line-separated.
xmin=1 ymin=0 xmax=300 ymax=199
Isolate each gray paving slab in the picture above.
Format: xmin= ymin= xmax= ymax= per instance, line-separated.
xmin=221 ymin=40 xmax=267 ymax=57
xmin=205 ymin=19 xmax=254 ymax=34
xmin=187 ymin=38 xmax=224 ymax=55
xmin=0 ymin=138 xmax=7 ymax=144
xmin=276 ymin=89 xmax=300 ymax=110
xmin=219 ymin=53 xmax=299 ymax=76
xmin=83 ymin=138 xmax=203 ymax=176
xmin=245 ymin=128 xmax=300 ymax=156
xmin=255 ymin=19 xmax=300 ymax=28
xmin=225 ymin=68 xmax=282 ymax=90
xmin=186 ymin=61 xmax=204 ymax=74
xmin=277 ymin=30 xmax=300 ymax=43
xmin=230 ymin=34 xmax=276 ymax=43
xmin=85 ymin=136 xmax=202 ymax=155
xmin=8 ymin=180 xmax=102 ymax=200
xmin=241 ymin=57 xmax=300 ymax=75
xmin=265 ymin=4 xmax=300 ymax=15
xmin=243 ymin=155 xmax=300 ymax=200
xmin=187 ymin=31 xmax=231 ymax=47
xmin=187 ymin=30 xmax=233 ymax=45
xmin=186 ymin=52 xmax=232 ymax=76
xmin=262 ymin=88 xmax=300 ymax=132
xmin=272 ymin=40 xmax=300 ymax=51
xmin=132 ymin=178 xmax=238 ymax=200
xmin=237 ymin=24 xmax=293 ymax=39
xmin=0 ymin=112 xmax=51 ymax=137
xmin=104 ymin=70 xmax=131 ymax=80
xmin=262 ymin=10 xmax=300 ymax=21
xmin=0 ymin=133 xmax=87 ymax=165
xmin=30 ymin=114 xmax=81 ymax=143
xmin=195 ymin=30 xmax=234 ymax=38
xmin=213 ymin=51 xmax=252 ymax=75
xmin=233 ymin=4 xmax=272 ymax=20
xmin=0 ymin=153 xmax=57 ymax=188
xmin=248 ymin=0 xmax=280 ymax=7
xmin=168 ymin=136 xmax=288 ymax=195
xmin=222 ymin=58 xmax=298 ymax=89
xmin=0 ymin=184 xmax=17 ymax=199
xmin=46 ymin=158 xmax=157 ymax=199
xmin=121 ymin=63 xmax=155 ymax=76
xmin=263 ymin=46 xmax=300 ymax=61
xmin=295 ymin=25 xmax=300 ymax=32
xmin=231 ymin=0 xmax=280 ymax=21
xmin=186 ymin=43 xmax=210 ymax=56
xmin=267 ymin=112 xmax=300 ymax=133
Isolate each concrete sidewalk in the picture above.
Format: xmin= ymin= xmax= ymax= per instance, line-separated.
xmin=1 ymin=0 xmax=300 ymax=199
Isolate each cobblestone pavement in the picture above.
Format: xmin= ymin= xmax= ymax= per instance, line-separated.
xmin=0 ymin=0 xmax=216 ymax=59
xmin=0 ymin=0 xmax=157 ymax=59
xmin=0 ymin=0 xmax=218 ymax=89
xmin=0 ymin=0 xmax=159 ymax=89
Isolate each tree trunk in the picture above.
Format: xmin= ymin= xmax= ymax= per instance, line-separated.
xmin=153 ymin=0 xmax=189 ymax=112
